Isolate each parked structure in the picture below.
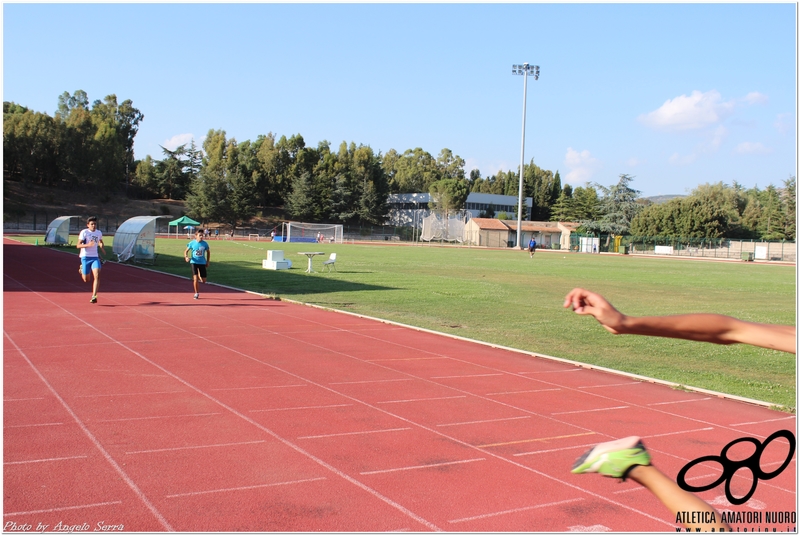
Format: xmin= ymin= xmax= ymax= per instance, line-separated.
xmin=463 ymin=219 xmax=580 ymax=248
xmin=387 ymin=193 xmax=532 ymax=228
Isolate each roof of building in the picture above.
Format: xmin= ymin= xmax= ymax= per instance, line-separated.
xmin=468 ymin=218 xmax=512 ymax=230
xmin=504 ymin=221 xmax=563 ymax=233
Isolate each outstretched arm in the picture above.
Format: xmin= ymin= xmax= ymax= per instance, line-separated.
xmin=564 ymin=288 xmax=796 ymax=354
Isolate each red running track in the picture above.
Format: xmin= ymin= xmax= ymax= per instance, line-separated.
xmin=3 ymin=238 xmax=796 ymax=532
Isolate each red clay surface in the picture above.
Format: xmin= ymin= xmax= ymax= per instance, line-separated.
xmin=3 ymin=238 xmax=796 ymax=532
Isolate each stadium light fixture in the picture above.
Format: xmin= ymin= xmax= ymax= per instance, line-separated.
xmin=512 ymin=62 xmax=540 ymax=249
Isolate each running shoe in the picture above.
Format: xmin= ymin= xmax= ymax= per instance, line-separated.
xmin=571 ymin=436 xmax=650 ymax=480
xmin=194 ymin=293 xmax=199 ymax=300
xmin=90 ymin=295 xmax=97 ymax=304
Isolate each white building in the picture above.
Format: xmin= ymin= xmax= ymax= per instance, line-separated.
xmin=387 ymin=192 xmax=532 ymax=227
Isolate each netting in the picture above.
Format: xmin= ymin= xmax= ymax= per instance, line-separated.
xmin=286 ymin=222 xmax=343 ymax=244
xmin=420 ymin=212 xmax=468 ymax=242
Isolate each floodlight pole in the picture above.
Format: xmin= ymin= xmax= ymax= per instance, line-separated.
xmin=512 ymin=63 xmax=539 ymax=249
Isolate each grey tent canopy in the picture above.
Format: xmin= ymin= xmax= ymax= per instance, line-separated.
xmin=44 ymin=216 xmax=79 ymax=245
xmin=167 ymin=215 xmax=201 ymax=238
xmin=113 ymin=216 xmax=166 ymax=264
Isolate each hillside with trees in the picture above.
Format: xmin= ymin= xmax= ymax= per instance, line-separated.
xmin=4 ymin=91 xmax=795 ymax=240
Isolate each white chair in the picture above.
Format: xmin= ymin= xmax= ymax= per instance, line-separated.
xmin=322 ymin=253 xmax=337 ymax=272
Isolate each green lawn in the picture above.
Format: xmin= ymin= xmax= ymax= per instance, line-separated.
xmin=22 ymin=236 xmax=797 ymax=408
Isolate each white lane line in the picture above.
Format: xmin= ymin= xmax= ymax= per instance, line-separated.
xmin=5 ymin=422 xmax=65 ymax=428
xmin=614 ymin=486 xmax=646 ymax=494
xmin=125 ymin=440 xmax=267 ymax=455
xmin=3 ymin=501 xmax=123 ymax=517
xmin=578 ymin=382 xmax=640 ymax=389
xmin=552 ymin=406 xmax=628 ymax=416
xmin=366 ymin=357 xmax=446 ymax=362
xmin=250 ymin=403 xmax=352 ymax=412
xmin=437 ymin=416 xmax=531 ymax=427
xmin=8 ymin=273 xmax=443 ymax=531
xmin=486 ymin=388 xmax=561 ymax=396
xmin=514 ymin=443 xmax=598 ymax=457
xmin=93 ymin=412 xmax=222 ymax=423
xmin=377 ymin=395 xmax=467 ymax=404
xmin=3 ymin=397 xmax=46 ymax=402
xmin=210 ymin=384 xmax=307 ymax=391
xmin=644 ymin=427 xmax=714 ymax=438
xmin=329 ymin=378 xmax=414 ymax=385
xmin=647 ymin=397 xmax=711 ymax=406
xmin=448 ymin=497 xmax=584 ymax=524
xmin=430 ymin=373 xmax=504 ymax=379
xmin=361 ymin=458 xmax=486 ymax=475
xmin=166 ymin=477 xmax=327 ymax=498
xmin=75 ymin=390 xmax=186 ymax=398
xmin=478 ymin=432 xmax=596 ymax=449
xmin=517 ymin=369 xmax=582 ymax=374
xmin=730 ymin=416 xmax=796 ymax=427
xmin=298 ymin=427 xmax=412 ymax=440
xmin=5 ymin=455 xmax=88 ymax=465
xmin=3 ymin=332 xmax=174 ymax=531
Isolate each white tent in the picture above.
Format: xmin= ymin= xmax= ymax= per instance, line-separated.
xmin=44 ymin=216 xmax=79 ymax=245
xmin=113 ymin=216 xmax=165 ymax=264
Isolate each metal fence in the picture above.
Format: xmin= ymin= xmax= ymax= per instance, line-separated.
xmin=569 ymin=234 xmax=796 ymax=262
xmin=3 ymin=211 xmax=123 ymax=234
xmin=6 ymin=212 xmax=796 ymax=262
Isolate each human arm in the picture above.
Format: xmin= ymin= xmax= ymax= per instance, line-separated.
xmin=184 ymin=246 xmax=190 ymax=262
xmin=626 ymin=465 xmax=730 ymax=531
xmin=563 ymin=288 xmax=796 ymax=354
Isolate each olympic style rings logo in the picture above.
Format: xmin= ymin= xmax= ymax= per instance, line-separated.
xmin=677 ymin=429 xmax=796 ymax=505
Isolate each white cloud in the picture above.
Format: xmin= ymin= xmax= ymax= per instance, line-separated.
xmin=735 ymin=141 xmax=773 ymax=155
xmin=639 ymin=90 xmax=767 ymax=133
xmin=774 ymin=113 xmax=794 ymax=135
xmin=638 ymin=89 xmax=734 ymax=130
xmin=638 ymin=90 xmax=735 ymax=131
xmin=742 ymin=92 xmax=768 ymax=105
xmin=162 ymin=133 xmax=195 ymax=151
xmin=563 ymin=147 xmax=601 ymax=185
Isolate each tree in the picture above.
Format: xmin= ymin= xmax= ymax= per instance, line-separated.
xmin=56 ymin=90 xmax=89 ymax=120
xmin=523 ymin=161 xmax=561 ymax=221
xmin=550 ymin=184 xmax=575 ymax=221
xmin=584 ymin=174 xmax=642 ymax=237
xmin=386 ymin=147 xmax=441 ymax=193
xmin=156 ymin=145 xmax=189 ymax=200
xmin=285 ymin=172 xmax=318 ymax=221
xmin=436 ymin=148 xmax=466 ymax=180
xmin=3 ymin=108 xmax=62 ymax=186
xmin=782 ymin=176 xmax=796 ymax=240
xmin=571 ymin=186 xmax=601 ymax=221
xmin=428 ymin=178 xmax=469 ymax=216
xmin=132 ymin=155 xmax=158 ymax=196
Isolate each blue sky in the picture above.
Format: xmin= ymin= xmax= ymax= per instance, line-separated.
xmin=4 ymin=3 xmax=796 ymax=197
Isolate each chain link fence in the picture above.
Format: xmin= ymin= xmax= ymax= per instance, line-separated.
xmin=6 ymin=211 xmax=795 ymax=262
xmin=4 ymin=210 xmax=123 ymax=234
xmin=569 ymin=234 xmax=796 ymax=262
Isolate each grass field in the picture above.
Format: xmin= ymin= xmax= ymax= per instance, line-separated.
xmin=19 ymin=235 xmax=797 ymax=408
